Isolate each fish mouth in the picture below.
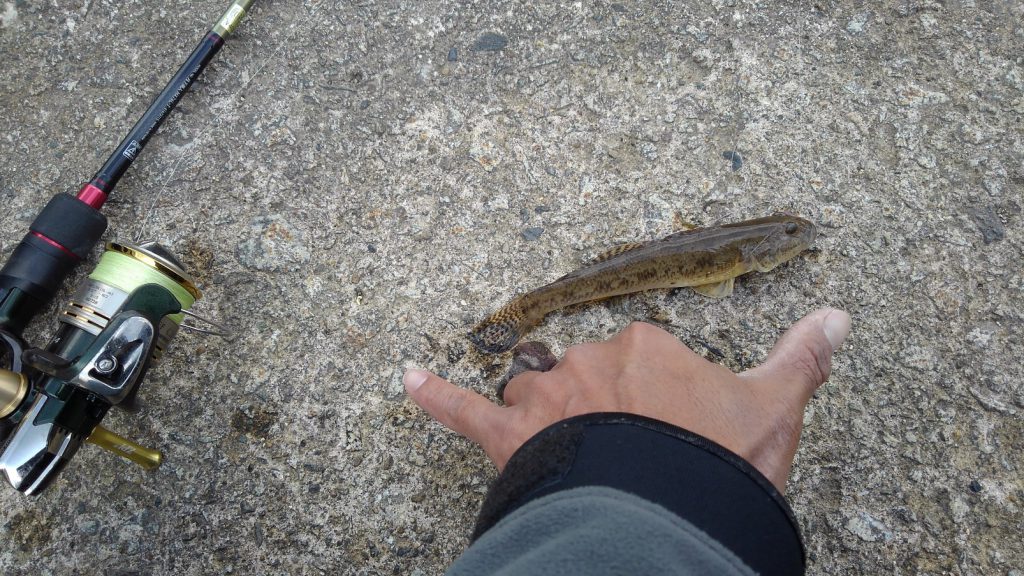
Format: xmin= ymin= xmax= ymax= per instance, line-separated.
xmin=803 ymin=221 xmax=819 ymax=245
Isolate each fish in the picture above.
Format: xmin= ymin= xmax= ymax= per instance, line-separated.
xmin=468 ymin=213 xmax=817 ymax=354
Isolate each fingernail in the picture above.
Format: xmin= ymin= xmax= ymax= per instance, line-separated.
xmin=822 ymin=309 xmax=851 ymax=351
xmin=403 ymin=369 xmax=430 ymax=393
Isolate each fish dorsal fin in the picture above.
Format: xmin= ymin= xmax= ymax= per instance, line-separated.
xmin=691 ymin=277 xmax=735 ymax=298
xmin=553 ymin=241 xmax=648 ymax=282
xmin=585 ymin=221 xmax=710 ymax=265
xmin=672 ymin=218 xmax=699 ymax=232
xmin=660 ymin=225 xmax=710 ymax=241
xmin=587 ymin=241 xmax=646 ymax=264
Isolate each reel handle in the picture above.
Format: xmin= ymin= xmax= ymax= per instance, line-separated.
xmin=87 ymin=425 xmax=162 ymax=470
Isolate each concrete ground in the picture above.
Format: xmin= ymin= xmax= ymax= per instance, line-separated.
xmin=1 ymin=0 xmax=1021 ymax=574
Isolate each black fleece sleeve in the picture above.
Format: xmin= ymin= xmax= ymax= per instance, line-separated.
xmin=471 ymin=412 xmax=805 ymax=576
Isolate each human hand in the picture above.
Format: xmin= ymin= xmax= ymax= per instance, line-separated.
xmin=404 ymin=308 xmax=850 ymax=492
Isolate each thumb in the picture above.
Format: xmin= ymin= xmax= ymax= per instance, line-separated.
xmin=742 ymin=308 xmax=851 ymax=404
xmin=404 ymin=368 xmax=504 ymax=448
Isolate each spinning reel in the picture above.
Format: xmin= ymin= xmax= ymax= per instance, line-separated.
xmin=0 ymin=242 xmax=204 ymax=494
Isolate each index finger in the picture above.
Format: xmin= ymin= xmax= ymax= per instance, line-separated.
xmin=404 ymin=369 xmax=505 ymax=448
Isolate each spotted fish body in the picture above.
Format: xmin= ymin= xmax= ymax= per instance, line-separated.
xmin=469 ymin=214 xmax=817 ymax=354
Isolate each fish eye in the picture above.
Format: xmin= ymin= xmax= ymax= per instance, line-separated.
xmin=784 ymin=222 xmax=799 ymax=235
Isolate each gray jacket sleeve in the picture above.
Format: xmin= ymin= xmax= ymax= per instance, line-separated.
xmin=447 ymin=486 xmax=756 ymax=576
xmin=448 ymin=413 xmax=805 ymax=575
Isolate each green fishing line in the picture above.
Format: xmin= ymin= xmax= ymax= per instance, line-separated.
xmin=90 ymin=251 xmax=196 ymax=324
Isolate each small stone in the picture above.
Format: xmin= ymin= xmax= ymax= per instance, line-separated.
xmin=578 ymin=175 xmax=595 ymax=204
xmin=969 ymin=480 xmax=983 ymax=493
xmin=117 ymin=524 xmax=145 ymax=555
xmin=447 ymin=47 xmax=458 ymax=61
xmin=722 ymin=150 xmax=743 ymax=171
xmin=235 ymin=215 xmax=311 ymax=272
xmin=359 ymin=99 xmax=370 ymax=109
xmin=847 ymin=13 xmax=869 ymax=34
xmin=367 ymin=244 xmax=377 ymax=253
xmin=949 ymin=494 xmax=969 ymax=523
xmin=534 ymin=205 xmax=551 ymax=214
xmin=139 ymin=510 xmax=160 ymax=536
xmin=394 ymin=537 xmax=419 ymax=557
xmin=470 ymin=138 xmax=501 ymax=171
xmin=471 ymin=32 xmax=508 ymax=52
xmin=966 ymin=324 xmax=997 ymax=348
xmin=77 ymin=518 xmax=100 ymax=536
xmin=845 ymin=512 xmax=894 ymax=542
xmin=897 ymin=85 xmax=949 ymax=107
xmin=521 ymin=227 xmax=544 ymax=241
xmin=968 ymin=205 xmax=1004 ymax=244
xmin=0 ymin=4 xmax=18 ymax=28
xmin=230 ymin=405 xmax=279 ymax=439
xmin=545 ymin=166 xmax=557 ymax=176
xmin=639 ymin=141 xmax=658 ymax=161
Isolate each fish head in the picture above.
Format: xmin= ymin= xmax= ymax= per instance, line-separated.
xmin=741 ymin=213 xmax=817 ymax=272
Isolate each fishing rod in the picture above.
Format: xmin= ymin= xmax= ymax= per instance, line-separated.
xmin=0 ymin=0 xmax=254 ymax=340
xmin=0 ymin=0 xmax=255 ymax=495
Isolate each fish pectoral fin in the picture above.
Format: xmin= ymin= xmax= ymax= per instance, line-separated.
xmin=691 ymin=278 xmax=735 ymax=298
xmin=587 ymin=242 xmax=646 ymax=264
xmin=755 ymin=259 xmax=777 ymax=273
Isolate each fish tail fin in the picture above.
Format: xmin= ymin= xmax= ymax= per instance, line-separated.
xmin=468 ymin=300 xmax=531 ymax=354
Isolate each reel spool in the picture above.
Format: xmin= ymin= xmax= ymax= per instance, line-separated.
xmin=62 ymin=242 xmax=201 ymax=360
xmin=0 ymin=241 xmax=204 ymax=494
